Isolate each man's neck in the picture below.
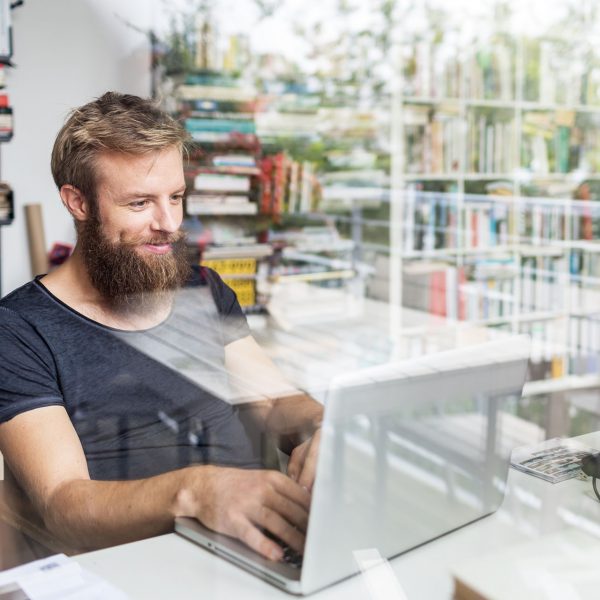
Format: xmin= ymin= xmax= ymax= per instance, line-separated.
xmin=40 ymin=247 xmax=173 ymax=331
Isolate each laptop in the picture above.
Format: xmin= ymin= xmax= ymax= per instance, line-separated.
xmin=175 ymin=336 xmax=531 ymax=595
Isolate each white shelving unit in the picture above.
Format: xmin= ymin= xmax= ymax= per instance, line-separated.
xmin=377 ymin=30 xmax=600 ymax=388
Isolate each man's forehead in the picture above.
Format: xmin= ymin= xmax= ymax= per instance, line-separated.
xmin=94 ymin=148 xmax=184 ymax=190
xmin=95 ymin=148 xmax=182 ymax=171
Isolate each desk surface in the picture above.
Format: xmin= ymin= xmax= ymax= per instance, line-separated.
xmin=74 ymin=432 xmax=600 ymax=600
xmin=72 ymin=300 xmax=597 ymax=599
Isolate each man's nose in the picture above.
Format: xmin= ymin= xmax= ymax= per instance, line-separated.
xmin=151 ymin=201 xmax=181 ymax=233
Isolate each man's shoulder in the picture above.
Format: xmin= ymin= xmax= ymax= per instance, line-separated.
xmin=186 ymin=265 xmax=219 ymax=288
xmin=185 ymin=265 xmax=230 ymax=302
xmin=0 ymin=279 xmax=45 ymax=315
xmin=0 ymin=281 xmax=54 ymax=351
xmin=0 ymin=279 xmax=73 ymax=339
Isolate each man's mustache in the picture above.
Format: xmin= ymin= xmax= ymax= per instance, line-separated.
xmin=120 ymin=230 xmax=186 ymax=247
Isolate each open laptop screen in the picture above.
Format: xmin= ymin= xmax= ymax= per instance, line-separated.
xmin=300 ymin=336 xmax=530 ymax=594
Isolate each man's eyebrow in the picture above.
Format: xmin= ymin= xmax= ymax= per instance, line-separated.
xmin=122 ymin=186 xmax=186 ymax=200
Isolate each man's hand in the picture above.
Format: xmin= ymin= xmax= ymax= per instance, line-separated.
xmin=287 ymin=428 xmax=321 ymax=492
xmin=178 ymin=466 xmax=311 ymax=562
xmin=0 ymin=407 xmax=315 ymax=558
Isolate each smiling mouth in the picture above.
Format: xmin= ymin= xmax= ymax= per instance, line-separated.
xmin=142 ymin=242 xmax=172 ymax=255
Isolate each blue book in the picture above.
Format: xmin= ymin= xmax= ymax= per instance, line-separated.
xmin=185 ymin=118 xmax=256 ymax=134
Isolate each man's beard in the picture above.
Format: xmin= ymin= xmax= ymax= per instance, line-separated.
xmin=78 ymin=214 xmax=192 ymax=317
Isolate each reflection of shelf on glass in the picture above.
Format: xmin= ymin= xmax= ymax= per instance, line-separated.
xmin=201 ymin=244 xmax=272 ymax=260
xmin=271 ymin=270 xmax=356 ymax=283
xmin=404 ymin=173 xmax=600 ymax=181
xmin=523 ymin=373 xmax=600 ymax=397
xmin=403 ymin=97 xmax=600 ymax=113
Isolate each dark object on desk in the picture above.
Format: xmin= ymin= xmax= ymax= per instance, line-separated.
xmin=581 ymin=453 xmax=600 ymax=502
xmin=581 ymin=453 xmax=600 ymax=477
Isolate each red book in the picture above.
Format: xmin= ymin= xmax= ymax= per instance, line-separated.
xmin=458 ymin=267 xmax=467 ymax=320
xmin=272 ymin=153 xmax=287 ymax=223
xmin=429 ymin=269 xmax=447 ymax=317
xmin=259 ymin=156 xmax=274 ymax=215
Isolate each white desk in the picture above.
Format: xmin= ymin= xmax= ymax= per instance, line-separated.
xmin=70 ymin=291 xmax=600 ymax=597
xmin=74 ymin=432 xmax=600 ymax=599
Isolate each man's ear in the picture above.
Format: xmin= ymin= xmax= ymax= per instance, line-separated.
xmin=60 ymin=185 xmax=90 ymax=222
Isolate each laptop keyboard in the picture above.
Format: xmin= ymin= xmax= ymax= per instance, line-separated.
xmin=263 ymin=530 xmax=304 ymax=569
xmin=281 ymin=544 xmax=303 ymax=569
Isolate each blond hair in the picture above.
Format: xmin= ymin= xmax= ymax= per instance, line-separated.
xmin=51 ymin=91 xmax=189 ymax=202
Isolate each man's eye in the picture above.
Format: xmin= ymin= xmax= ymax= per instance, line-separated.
xmin=129 ymin=200 xmax=148 ymax=208
xmin=171 ymin=195 xmax=184 ymax=203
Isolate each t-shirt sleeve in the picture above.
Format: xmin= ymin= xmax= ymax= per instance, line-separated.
xmin=0 ymin=307 xmax=64 ymax=423
xmin=203 ymin=268 xmax=251 ymax=345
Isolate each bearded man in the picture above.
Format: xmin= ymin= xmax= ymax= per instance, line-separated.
xmin=0 ymin=92 xmax=322 ymax=563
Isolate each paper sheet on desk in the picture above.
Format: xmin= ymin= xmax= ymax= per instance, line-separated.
xmin=0 ymin=554 xmax=128 ymax=599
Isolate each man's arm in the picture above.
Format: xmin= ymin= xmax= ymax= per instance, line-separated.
xmin=224 ymin=335 xmax=324 ymax=488
xmin=0 ymin=406 xmax=310 ymax=559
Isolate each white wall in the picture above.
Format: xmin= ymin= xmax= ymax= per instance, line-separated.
xmin=1 ymin=0 xmax=156 ymax=295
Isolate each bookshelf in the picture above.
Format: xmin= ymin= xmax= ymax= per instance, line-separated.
xmin=165 ymin=69 xmax=345 ymax=311
xmin=371 ymin=30 xmax=600 ymax=389
xmin=165 ymin=69 xmax=266 ymax=313
xmin=152 ymin=5 xmax=600 ymax=389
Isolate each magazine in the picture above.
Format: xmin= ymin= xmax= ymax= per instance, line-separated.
xmin=0 ymin=554 xmax=128 ymax=599
xmin=510 ymin=437 xmax=595 ymax=483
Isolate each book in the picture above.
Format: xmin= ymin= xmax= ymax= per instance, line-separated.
xmin=177 ymin=84 xmax=256 ymax=102
xmin=189 ymin=131 xmax=257 ymax=143
xmin=403 ymin=106 xmax=462 ymax=174
xmin=300 ymin=161 xmax=313 ymax=213
xmin=201 ymin=257 xmax=257 ymax=275
xmin=212 ymin=154 xmax=257 ymax=168
xmin=468 ymin=112 xmax=514 ymax=173
xmin=466 ymin=40 xmax=514 ymax=100
xmin=272 ymin=152 xmax=288 ymax=220
xmin=510 ymin=437 xmax=594 ymax=483
xmin=186 ymin=194 xmax=257 ymax=216
xmin=184 ymin=117 xmax=256 ymax=135
xmin=288 ymin=160 xmax=300 ymax=213
xmin=255 ymin=111 xmax=320 ymax=138
xmin=403 ymin=40 xmax=461 ymax=99
xmin=401 ymin=260 xmax=467 ymax=319
xmin=191 ymin=165 xmax=261 ymax=176
xmin=201 ymin=244 xmax=272 ymax=259
xmin=177 ymin=98 xmax=255 ymax=115
xmin=0 ymin=182 xmax=13 ymax=224
xmin=194 ymin=173 xmax=251 ymax=193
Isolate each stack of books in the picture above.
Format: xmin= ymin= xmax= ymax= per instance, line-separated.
xmin=0 ymin=182 xmax=12 ymax=225
xmin=259 ymin=153 xmax=319 ymax=217
xmin=465 ymin=38 xmax=514 ymax=101
xmin=466 ymin=111 xmax=515 ymax=174
xmin=187 ymin=169 xmax=257 ymax=215
xmin=176 ymin=72 xmax=264 ymax=216
xmin=402 ymin=39 xmax=462 ymax=99
xmin=201 ymin=257 xmax=258 ymax=308
xmin=176 ymin=71 xmax=257 ymax=144
xmin=403 ymin=105 xmax=463 ymax=174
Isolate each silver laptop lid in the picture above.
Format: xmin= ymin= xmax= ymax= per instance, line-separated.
xmin=300 ymin=336 xmax=530 ymax=595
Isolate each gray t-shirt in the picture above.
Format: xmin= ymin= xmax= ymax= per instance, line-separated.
xmin=0 ymin=267 xmax=263 ymax=480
